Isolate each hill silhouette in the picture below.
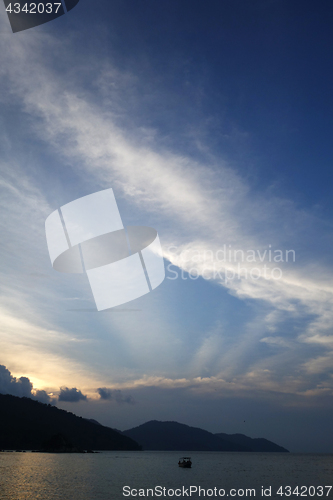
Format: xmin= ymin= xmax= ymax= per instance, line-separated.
xmin=0 ymin=396 xmax=289 ymax=452
xmin=123 ymin=420 xmax=289 ymax=452
xmin=215 ymin=432 xmax=289 ymax=452
xmin=0 ymin=394 xmax=140 ymax=451
xmin=123 ymin=420 xmax=247 ymax=451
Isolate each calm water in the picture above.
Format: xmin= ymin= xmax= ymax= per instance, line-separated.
xmin=0 ymin=451 xmax=332 ymax=499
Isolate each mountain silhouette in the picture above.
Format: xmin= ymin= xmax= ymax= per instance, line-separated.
xmin=215 ymin=433 xmax=289 ymax=452
xmin=123 ymin=420 xmax=289 ymax=452
xmin=0 ymin=394 xmax=140 ymax=451
xmin=0 ymin=395 xmax=289 ymax=452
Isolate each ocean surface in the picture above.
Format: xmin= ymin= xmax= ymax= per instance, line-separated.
xmin=0 ymin=451 xmax=332 ymax=500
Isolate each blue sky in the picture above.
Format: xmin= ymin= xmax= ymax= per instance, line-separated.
xmin=0 ymin=0 xmax=333 ymax=452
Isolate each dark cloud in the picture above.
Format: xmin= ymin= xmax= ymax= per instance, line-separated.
xmin=58 ymin=387 xmax=87 ymax=402
xmin=0 ymin=365 xmax=52 ymax=404
xmin=97 ymin=387 xmax=135 ymax=404
xmin=34 ymin=389 xmax=53 ymax=404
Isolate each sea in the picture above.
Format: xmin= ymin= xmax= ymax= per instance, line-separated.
xmin=0 ymin=451 xmax=332 ymax=500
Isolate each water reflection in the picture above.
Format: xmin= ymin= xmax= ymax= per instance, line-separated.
xmin=0 ymin=451 xmax=332 ymax=500
xmin=0 ymin=452 xmax=96 ymax=500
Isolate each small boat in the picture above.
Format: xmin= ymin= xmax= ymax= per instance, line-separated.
xmin=178 ymin=457 xmax=192 ymax=468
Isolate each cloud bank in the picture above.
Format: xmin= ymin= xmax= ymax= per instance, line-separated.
xmin=58 ymin=387 xmax=87 ymax=402
xmin=0 ymin=364 xmax=52 ymax=404
xmin=97 ymin=387 xmax=135 ymax=404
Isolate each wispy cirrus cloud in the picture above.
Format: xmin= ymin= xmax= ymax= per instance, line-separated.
xmin=0 ymin=19 xmax=332 ymax=404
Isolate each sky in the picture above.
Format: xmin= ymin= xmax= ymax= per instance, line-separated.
xmin=0 ymin=0 xmax=333 ymax=453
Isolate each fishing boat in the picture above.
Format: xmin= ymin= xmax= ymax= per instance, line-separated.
xmin=178 ymin=457 xmax=192 ymax=468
